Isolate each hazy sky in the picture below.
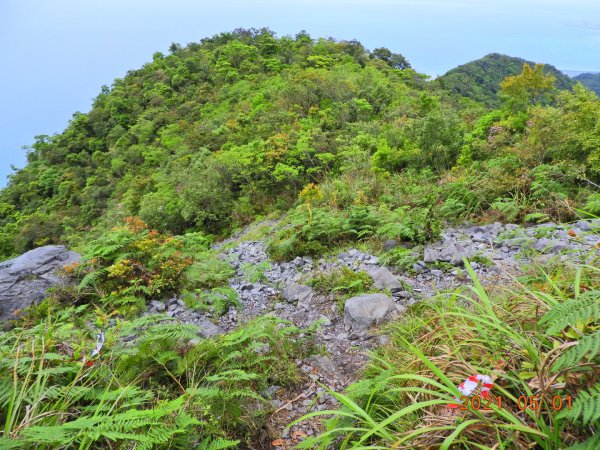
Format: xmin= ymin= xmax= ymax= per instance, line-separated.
xmin=1 ymin=0 xmax=599 ymax=187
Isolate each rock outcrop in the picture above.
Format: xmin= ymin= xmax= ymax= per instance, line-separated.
xmin=0 ymin=245 xmax=80 ymax=322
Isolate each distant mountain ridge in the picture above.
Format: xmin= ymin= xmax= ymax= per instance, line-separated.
xmin=562 ymin=70 xmax=600 ymax=77
xmin=573 ymin=73 xmax=600 ymax=96
xmin=436 ymin=53 xmax=575 ymax=107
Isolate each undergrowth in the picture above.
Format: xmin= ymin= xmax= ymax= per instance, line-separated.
xmin=0 ymin=309 xmax=315 ymax=448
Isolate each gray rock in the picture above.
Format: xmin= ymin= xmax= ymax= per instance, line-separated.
xmin=197 ymin=319 xmax=224 ymax=338
xmin=472 ymin=232 xmax=492 ymax=244
xmin=318 ymin=314 xmax=332 ymax=326
xmin=370 ymin=267 xmax=402 ymax=290
xmin=344 ymin=294 xmax=395 ymax=332
xmin=293 ymin=256 xmax=305 ymax=267
xmin=423 ymin=240 xmax=473 ymax=266
xmin=150 ymin=300 xmax=166 ymax=312
xmin=412 ymin=261 xmax=427 ymax=273
xmin=264 ymin=385 xmax=280 ymax=398
xmin=533 ymin=238 xmax=568 ymax=253
xmin=0 ymin=245 xmax=80 ymax=322
xmin=382 ymin=239 xmax=399 ymax=251
xmin=307 ymin=355 xmax=338 ymax=377
xmin=392 ymin=290 xmax=410 ymax=299
xmin=364 ymin=256 xmax=379 ymax=264
xmin=575 ymin=220 xmax=592 ymax=232
xmin=283 ymin=282 xmax=313 ymax=303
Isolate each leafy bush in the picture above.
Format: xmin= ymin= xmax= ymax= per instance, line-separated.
xmin=376 ymin=205 xmax=440 ymax=244
xmin=78 ymin=217 xmax=194 ymax=303
xmin=269 ymin=199 xmax=440 ymax=261
xmin=584 ymin=193 xmax=600 ymax=216
xmin=268 ymin=206 xmax=352 ymax=260
xmin=182 ymin=287 xmax=241 ymax=317
xmin=184 ymin=252 xmax=235 ymax=289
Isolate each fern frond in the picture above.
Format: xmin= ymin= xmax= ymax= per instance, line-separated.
xmin=558 ymin=383 xmax=600 ymax=425
xmin=0 ymin=438 xmax=26 ymax=449
xmin=21 ymin=425 xmax=69 ymax=444
xmin=540 ymin=290 xmax=600 ymax=334
xmin=78 ymin=270 xmax=103 ymax=290
xmin=554 ymin=330 xmax=600 ymax=370
xmin=197 ymin=437 xmax=240 ymax=450
xmin=565 ymin=433 xmax=600 ymax=450
xmin=206 ymin=369 xmax=258 ymax=382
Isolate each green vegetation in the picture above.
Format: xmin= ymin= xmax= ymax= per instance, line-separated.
xmin=2 ymin=33 xmax=599 ymax=262
xmin=295 ymin=262 xmax=600 ymax=449
xmin=309 ymin=266 xmax=376 ymax=311
xmin=0 ymin=309 xmax=314 ymax=448
xmin=1 ymin=28 xmax=600 ymax=448
xmin=437 ymin=53 xmax=575 ymax=107
xmin=75 ymin=216 xmax=232 ymax=318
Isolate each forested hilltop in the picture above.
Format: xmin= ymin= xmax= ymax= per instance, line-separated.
xmin=437 ymin=53 xmax=575 ymax=107
xmin=0 ymin=29 xmax=599 ymax=449
xmin=1 ymin=32 xmax=599 ymax=259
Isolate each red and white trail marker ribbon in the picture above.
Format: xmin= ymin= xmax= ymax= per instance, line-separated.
xmin=90 ymin=331 xmax=105 ymax=358
xmin=448 ymin=374 xmax=493 ymax=409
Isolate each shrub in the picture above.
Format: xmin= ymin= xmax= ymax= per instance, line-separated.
xmin=78 ymin=217 xmax=194 ymax=304
xmin=379 ymin=246 xmax=419 ymax=271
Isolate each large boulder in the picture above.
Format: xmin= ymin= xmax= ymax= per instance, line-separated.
xmin=344 ymin=293 xmax=396 ymax=332
xmin=0 ymin=245 xmax=80 ymax=322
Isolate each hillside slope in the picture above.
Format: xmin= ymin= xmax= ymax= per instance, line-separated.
xmin=0 ymin=29 xmax=599 ymax=449
xmin=574 ymin=72 xmax=600 ymax=95
xmin=436 ymin=53 xmax=575 ymax=107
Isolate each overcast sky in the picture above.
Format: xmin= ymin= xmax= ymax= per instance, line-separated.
xmin=1 ymin=0 xmax=599 ymax=187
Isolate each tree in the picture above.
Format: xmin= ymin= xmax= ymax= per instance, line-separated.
xmin=168 ymin=42 xmax=182 ymax=54
xmin=370 ymin=47 xmax=411 ymax=69
xmin=500 ymin=64 xmax=556 ymax=112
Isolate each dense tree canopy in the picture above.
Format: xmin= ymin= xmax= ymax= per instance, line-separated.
xmin=0 ymin=29 xmax=598 ymax=260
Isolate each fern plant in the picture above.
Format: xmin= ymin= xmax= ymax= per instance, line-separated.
xmin=539 ymin=287 xmax=600 ymax=447
xmin=539 ymin=289 xmax=600 ymax=371
xmin=558 ymin=384 xmax=600 ymax=426
xmin=0 ymin=304 xmax=313 ymax=448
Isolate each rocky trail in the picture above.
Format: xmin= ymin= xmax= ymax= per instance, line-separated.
xmin=147 ymin=218 xmax=600 ymax=445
